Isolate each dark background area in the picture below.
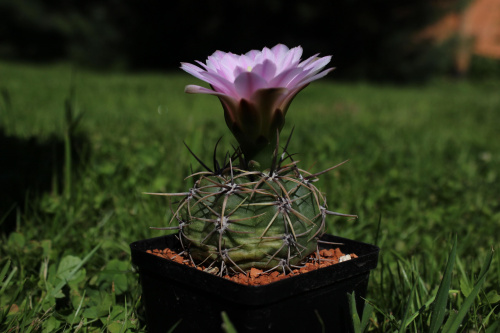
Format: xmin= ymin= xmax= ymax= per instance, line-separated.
xmin=2 ymin=0 xmax=489 ymax=82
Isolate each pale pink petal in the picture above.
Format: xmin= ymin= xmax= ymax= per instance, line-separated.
xmin=268 ymin=67 xmax=304 ymax=87
xmin=271 ymin=44 xmax=289 ymax=61
xmin=245 ymin=49 xmax=260 ymax=60
xmin=180 ymin=62 xmax=204 ymax=73
xmin=198 ymin=71 xmax=238 ymax=96
xmin=295 ymin=67 xmax=335 ymax=86
xmin=214 ymin=68 xmax=232 ymax=81
xmin=184 ymin=85 xmax=221 ymax=95
xmin=233 ymin=66 xmax=247 ymax=79
xmin=239 ymin=54 xmax=255 ymax=70
xmin=277 ymin=46 xmax=303 ymax=72
xmin=298 ymin=53 xmax=320 ymax=68
xmin=205 ymin=57 xmax=221 ymax=71
xmin=251 ymin=60 xmax=277 ymax=82
xmin=303 ymin=55 xmax=332 ymax=72
xmin=288 ymin=46 xmax=303 ymax=63
xmin=207 ymin=52 xmax=227 ymax=69
xmin=180 ymin=62 xmax=207 ymax=81
xmin=218 ymin=53 xmax=247 ymax=80
xmin=195 ymin=60 xmax=211 ymax=72
xmin=220 ymin=53 xmax=240 ymax=70
xmin=283 ymin=67 xmax=314 ymax=88
xmin=260 ymin=47 xmax=274 ymax=62
xmin=234 ymin=71 xmax=268 ymax=100
xmin=212 ymin=50 xmax=227 ymax=59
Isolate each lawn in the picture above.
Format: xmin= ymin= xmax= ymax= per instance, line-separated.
xmin=1 ymin=60 xmax=499 ymax=332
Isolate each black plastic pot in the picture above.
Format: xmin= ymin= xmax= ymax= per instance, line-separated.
xmin=130 ymin=234 xmax=379 ymax=333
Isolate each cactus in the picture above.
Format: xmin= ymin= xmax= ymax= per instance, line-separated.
xmin=150 ymin=135 xmax=355 ymax=275
xmin=149 ymin=44 xmax=356 ymax=275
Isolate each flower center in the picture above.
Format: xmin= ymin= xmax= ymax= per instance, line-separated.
xmin=247 ymin=66 xmax=252 ymax=72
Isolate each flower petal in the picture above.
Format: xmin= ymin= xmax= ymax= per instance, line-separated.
xmin=216 ymin=53 xmax=241 ymax=79
xmin=184 ymin=85 xmax=219 ymax=95
xmin=233 ymin=66 xmax=247 ymax=79
xmin=283 ymin=67 xmax=314 ymax=88
xmin=180 ymin=62 xmax=206 ymax=81
xmin=271 ymin=44 xmax=289 ymax=60
xmin=185 ymin=85 xmax=240 ymax=124
xmin=245 ymin=49 xmax=260 ymax=60
xmin=198 ymin=71 xmax=238 ymax=96
xmin=234 ymin=71 xmax=268 ymax=100
xmin=277 ymin=46 xmax=303 ymax=72
xmin=260 ymin=47 xmax=274 ymax=63
xmin=268 ymin=67 xmax=304 ymax=88
xmin=295 ymin=67 xmax=335 ymax=86
xmin=300 ymin=55 xmax=331 ymax=72
xmin=251 ymin=60 xmax=277 ymax=82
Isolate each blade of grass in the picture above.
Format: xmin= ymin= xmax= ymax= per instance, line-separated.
xmin=441 ymin=310 xmax=458 ymax=332
xmin=348 ymin=292 xmax=362 ymax=333
xmin=485 ymin=319 xmax=500 ymax=333
xmin=119 ymin=295 xmax=128 ymax=333
xmin=64 ymin=98 xmax=73 ymax=199
xmin=429 ymin=235 xmax=457 ymax=333
xmin=166 ymin=320 xmax=182 ymax=333
xmin=399 ymin=280 xmax=417 ymax=332
xmin=360 ymin=298 xmax=374 ymax=332
xmin=442 ymin=247 xmax=494 ymax=333
xmin=0 ymin=277 xmax=24 ymax=325
xmin=0 ymin=264 xmax=17 ymax=296
xmin=67 ymin=290 xmax=86 ymax=331
xmin=482 ymin=305 xmax=499 ymax=329
xmin=0 ymin=260 xmax=11 ymax=287
xmin=221 ymin=311 xmax=237 ymax=333
xmin=314 ymin=309 xmax=325 ymax=333
xmin=367 ymin=299 xmax=399 ymax=329
xmin=404 ymin=295 xmax=436 ymax=326
xmin=51 ymin=243 xmax=101 ymax=298
xmin=374 ymin=213 xmax=382 ymax=246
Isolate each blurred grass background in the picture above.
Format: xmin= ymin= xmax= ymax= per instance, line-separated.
xmin=1 ymin=60 xmax=499 ymax=331
xmin=1 ymin=0 xmax=500 ymax=330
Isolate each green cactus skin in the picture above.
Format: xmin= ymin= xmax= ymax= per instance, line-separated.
xmin=158 ymin=155 xmax=355 ymax=276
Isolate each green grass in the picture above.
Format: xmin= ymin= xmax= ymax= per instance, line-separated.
xmin=1 ymin=60 xmax=499 ymax=332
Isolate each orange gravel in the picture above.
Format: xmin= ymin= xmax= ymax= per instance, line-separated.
xmin=147 ymin=247 xmax=357 ymax=286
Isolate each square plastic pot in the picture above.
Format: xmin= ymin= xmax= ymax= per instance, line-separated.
xmin=130 ymin=234 xmax=379 ymax=333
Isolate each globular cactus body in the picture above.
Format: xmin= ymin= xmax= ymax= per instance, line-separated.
xmin=158 ymin=153 xmax=353 ymax=275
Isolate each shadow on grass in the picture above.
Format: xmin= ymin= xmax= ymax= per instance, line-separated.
xmin=0 ymin=127 xmax=90 ymax=234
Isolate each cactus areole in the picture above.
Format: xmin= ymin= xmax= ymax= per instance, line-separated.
xmin=149 ymin=44 xmax=356 ymax=275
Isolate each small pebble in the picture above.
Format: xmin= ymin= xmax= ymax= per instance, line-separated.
xmin=339 ymin=254 xmax=351 ymax=262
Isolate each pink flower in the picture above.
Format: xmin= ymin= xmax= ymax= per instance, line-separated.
xmin=180 ymin=44 xmax=333 ymax=167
